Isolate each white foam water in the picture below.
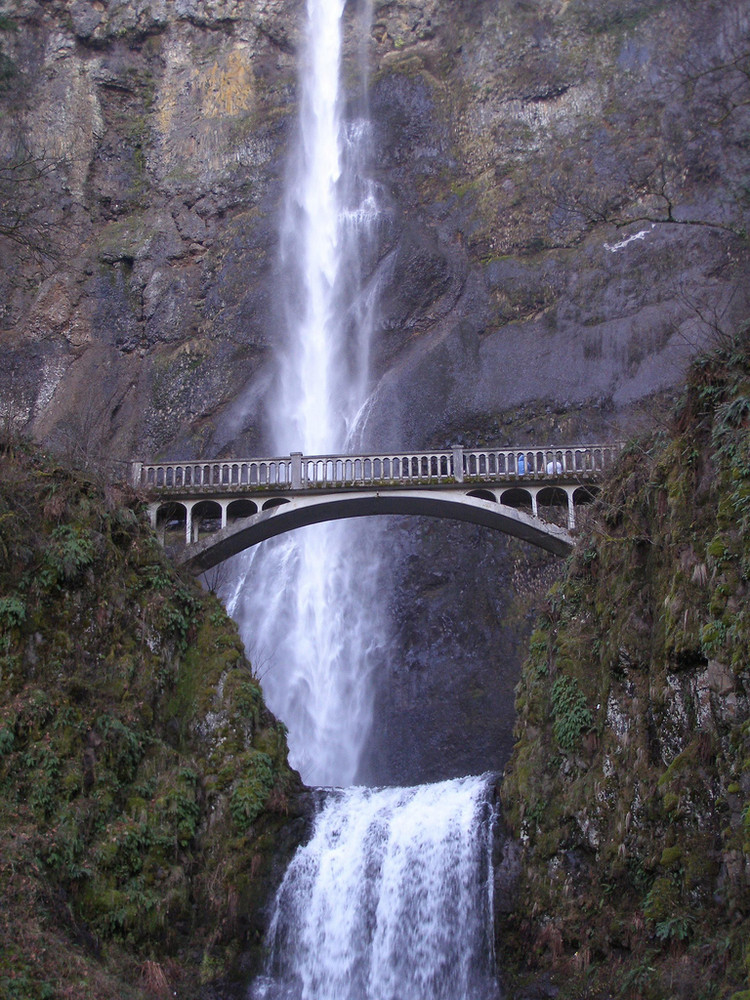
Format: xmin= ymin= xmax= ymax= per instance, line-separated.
xmin=251 ymin=774 xmax=501 ymax=1000
xmin=227 ymin=0 xmax=387 ymax=786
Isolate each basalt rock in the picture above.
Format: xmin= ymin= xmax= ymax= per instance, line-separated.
xmin=499 ymin=333 xmax=750 ymax=997
xmin=1 ymin=0 xmax=749 ymax=811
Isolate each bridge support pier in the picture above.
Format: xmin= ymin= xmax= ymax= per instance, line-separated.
xmin=452 ymin=446 xmax=464 ymax=483
xmin=564 ymin=487 xmax=576 ymax=530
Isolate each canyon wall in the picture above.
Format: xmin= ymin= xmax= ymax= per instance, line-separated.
xmin=500 ymin=333 xmax=750 ymax=997
xmin=1 ymin=0 xmax=749 ymax=781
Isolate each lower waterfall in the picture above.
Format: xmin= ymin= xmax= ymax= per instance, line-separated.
xmin=251 ymin=774 xmax=500 ymax=1000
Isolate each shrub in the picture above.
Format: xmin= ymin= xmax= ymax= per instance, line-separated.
xmin=38 ymin=525 xmax=95 ymax=589
xmin=0 ymin=595 xmax=25 ymax=630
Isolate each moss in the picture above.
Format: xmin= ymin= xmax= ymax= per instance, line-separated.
xmin=501 ymin=329 xmax=750 ymax=997
xmin=0 ymin=442 xmax=303 ymax=997
xmin=658 ymin=845 xmax=682 ymax=869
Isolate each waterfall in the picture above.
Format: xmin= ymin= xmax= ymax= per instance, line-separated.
xmin=251 ymin=775 xmax=501 ymax=1000
xmin=226 ymin=0 xmax=386 ymax=786
xmin=225 ymin=10 xmax=501 ymax=998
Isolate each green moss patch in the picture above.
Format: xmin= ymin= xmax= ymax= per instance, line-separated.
xmin=0 ymin=441 xmax=302 ymax=998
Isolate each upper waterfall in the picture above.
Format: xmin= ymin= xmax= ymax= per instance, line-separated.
xmin=227 ymin=0 xmax=387 ymax=786
xmin=273 ymin=0 xmax=346 ymax=454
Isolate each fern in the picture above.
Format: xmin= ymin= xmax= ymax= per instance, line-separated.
xmin=551 ymin=675 xmax=593 ymax=751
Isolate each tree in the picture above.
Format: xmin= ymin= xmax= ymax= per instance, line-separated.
xmin=0 ymin=138 xmax=64 ymax=269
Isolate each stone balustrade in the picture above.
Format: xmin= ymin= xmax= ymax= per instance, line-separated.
xmin=132 ymin=443 xmax=621 ymax=493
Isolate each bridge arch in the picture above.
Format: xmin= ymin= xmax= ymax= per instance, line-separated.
xmin=535 ymin=486 xmax=572 ymax=529
xmin=189 ymin=500 xmax=223 ymax=542
xmin=174 ymin=490 xmax=575 ymax=575
xmin=573 ymin=484 xmax=599 ymax=505
xmin=499 ymin=487 xmax=534 ymax=512
xmin=467 ymin=489 xmax=497 ymax=503
xmin=536 ymin=486 xmax=569 ymax=506
xmin=262 ymin=497 xmax=291 ymax=511
xmin=155 ymin=501 xmax=187 ymax=546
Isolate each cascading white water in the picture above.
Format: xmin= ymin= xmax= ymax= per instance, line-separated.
xmin=226 ymin=0 xmax=386 ymax=786
xmin=227 ymin=10 xmax=501 ymax=997
xmin=251 ymin=775 xmax=500 ymax=1000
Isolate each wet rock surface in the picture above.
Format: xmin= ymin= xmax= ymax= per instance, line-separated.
xmin=1 ymin=0 xmax=749 ymax=797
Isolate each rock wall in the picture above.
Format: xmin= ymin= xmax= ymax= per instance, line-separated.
xmin=3 ymin=0 xmax=748 ymax=458
xmin=1 ymin=0 xmax=749 ymax=783
xmin=0 ymin=0 xmax=301 ymax=460
xmin=499 ymin=332 xmax=750 ymax=997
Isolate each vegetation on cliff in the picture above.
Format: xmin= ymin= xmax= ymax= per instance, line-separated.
xmin=0 ymin=442 xmax=302 ymax=999
xmin=501 ymin=329 xmax=750 ymax=999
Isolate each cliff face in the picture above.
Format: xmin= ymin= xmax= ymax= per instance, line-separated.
xmin=0 ymin=0 xmax=301 ymax=461
xmin=2 ymin=0 xmax=748 ymax=456
xmin=1 ymin=0 xmax=749 ymax=783
xmin=1 ymin=3 xmax=750 ymax=992
xmin=500 ymin=331 xmax=750 ymax=998
xmin=0 ymin=441 xmax=303 ymax=999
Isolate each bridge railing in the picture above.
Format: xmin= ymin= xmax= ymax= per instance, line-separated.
xmin=132 ymin=443 xmax=622 ymax=493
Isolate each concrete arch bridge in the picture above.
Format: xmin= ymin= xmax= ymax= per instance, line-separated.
xmin=132 ymin=444 xmax=621 ymax=575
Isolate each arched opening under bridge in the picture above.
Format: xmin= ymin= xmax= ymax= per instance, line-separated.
xmin=191 ymin=500 xmax=223 ymax=542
